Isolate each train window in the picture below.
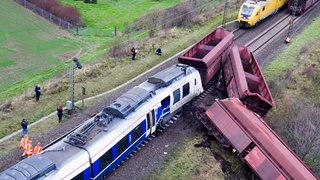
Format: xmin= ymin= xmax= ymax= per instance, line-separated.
xmin=263 ymin=6 xmax=265 ymax=11
xmin=241 ymin=5 xmax=254 ymax=16
xmin=99 ymin=149 xmax=112 ymax=171
xmin=173 ymin=89 xmax=180 ymax=104
xmin=132 ymin=122 xmax=143 ymax=142
xmin=72 ymin=172 xmax=84 ymax=180
xmin=182 ymin=83 xmax=190 ymax=98
xmin=117 ymin=136 xmax=129 ymax=156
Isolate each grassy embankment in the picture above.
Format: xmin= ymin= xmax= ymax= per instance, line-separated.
xmin=0 ymin=0 xmax=84 ymax=100
xmin=263 ymin=15 xmax=320 ymax=175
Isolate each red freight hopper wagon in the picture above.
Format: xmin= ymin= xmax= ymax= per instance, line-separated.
xmin=178 ymin=28 xmax=234 ymax=87
xmin=223 ymin=45 xmax=274 ymax=117
xmin=288 ymin=0 xmax=318 ymax=15
xmin=202 ymin=98 xmax=318 ymax=180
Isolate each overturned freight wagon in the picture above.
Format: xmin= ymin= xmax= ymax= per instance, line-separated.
xmin=178 ymin=28 xmax=234 ymax=86
xmin=223 ymin=45 xmax=274 ymax=117
xmin=197 ymin=98 xmax=318 ymax=180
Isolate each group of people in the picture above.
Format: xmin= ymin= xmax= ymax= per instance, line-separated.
xmin=20 ymin=118 xmax=43 ymax=159
xmin=18 ymin=87 xmax=64 ymax=158
xmin=33 ymin=84 xmax=64 ymax=122
xmin=130 ymin=47 xmax=162 ymax=60
xmin=19 ymin=133 xmax=43 ymax=159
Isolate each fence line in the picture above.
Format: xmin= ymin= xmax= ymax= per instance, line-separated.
xmin=15 ymin=0 xmax=76 ymax=30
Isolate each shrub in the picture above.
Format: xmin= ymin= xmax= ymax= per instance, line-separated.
xmin=27 ymin=0 xmax=82 ymax=25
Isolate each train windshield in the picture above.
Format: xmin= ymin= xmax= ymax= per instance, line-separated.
xmin=241 ymin=5 xmax=255 ymax=16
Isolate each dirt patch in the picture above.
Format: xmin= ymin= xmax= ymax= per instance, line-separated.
xmin=211 ymin=149 xmax=237 ymax=180
xmin=55 ymin=49 xmax=83 ymax=61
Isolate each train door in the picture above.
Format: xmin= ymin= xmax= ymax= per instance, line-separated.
xmin=146 ymin=109 xmax=156 ymax=136
xmin=160 ymin=96 xmax=170 ymax=119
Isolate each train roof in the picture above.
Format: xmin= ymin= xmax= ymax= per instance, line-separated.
xmin=0 ymin=155 xmax=56 ymax=180
xmin=104 ymin=64 xmax=196 ymax=119
xmin=245 ymin=0 xmax=267 ymax=5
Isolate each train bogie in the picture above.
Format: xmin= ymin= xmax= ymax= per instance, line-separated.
xmin=223 ymin=45 xmax=274 ymax=117
xmin=178 ymin=28 xmax=234 ymax=86
xmin=238 ymin=0 xmax=289 ymax=27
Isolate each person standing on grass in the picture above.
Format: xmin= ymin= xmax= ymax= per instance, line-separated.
xmin=21 ymin=118 xmax=28 ymax=138
xmin=57 ymin=104 xmax=63 ymax=123
xmin=131 ymin=47 xmax=137 ymax=60
xmin=34 ymin=84 xmax=41 ymax=102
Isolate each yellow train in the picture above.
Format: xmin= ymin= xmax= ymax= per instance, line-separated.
xmin=238 ymin=0 xmax=289 ymax=27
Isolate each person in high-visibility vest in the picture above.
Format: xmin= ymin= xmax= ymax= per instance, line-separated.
xmin=33 ymin=142 xmax=43 ymax=155
xmin=22 ymin=140 xmax=33 ymax=158
xmin=19 ymin=134 xmax=28 ymax=149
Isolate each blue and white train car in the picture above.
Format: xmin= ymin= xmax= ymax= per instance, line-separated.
xmin=0 ymin=64 xmax=203 ymax=180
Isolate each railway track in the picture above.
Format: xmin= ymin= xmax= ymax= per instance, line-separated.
xmin=245 ymin=1 xmax=320 ymax=54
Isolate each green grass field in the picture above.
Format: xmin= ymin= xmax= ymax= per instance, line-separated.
xmin=61 ymin=0 xmax=186 ymax=37
xmin=0 ymin=0 xmax=189 ymax=101
xmin=0 ymin=0 xmax=84 ymax=100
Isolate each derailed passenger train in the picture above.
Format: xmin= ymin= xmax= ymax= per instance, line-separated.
xmin=238 ymin=0 xmax=289 ymax=27
xmin=0 ymin=64 xmax=203 ymax=179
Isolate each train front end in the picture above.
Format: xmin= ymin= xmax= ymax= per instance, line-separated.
xmin=238 ymin=1 xmax=259 ymax=27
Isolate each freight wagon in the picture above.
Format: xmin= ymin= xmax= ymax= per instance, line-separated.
xmin=223 ymin=45 xmax=274 ymax=117
xmin=197 ymin=98 xmax=318 ymax=180
xmin=288 ymin=0 xmax=318 ymax=14
xmin=178 ymin=28 xmax=234 ymax=87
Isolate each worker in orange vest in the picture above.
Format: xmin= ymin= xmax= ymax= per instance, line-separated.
xmin=19 ymin=134 xmax=28 ymax=149
xmin=33 ymin=142 xmax=43 ymax=155
xmin=22 ymin=140 xmax=33 ymax=159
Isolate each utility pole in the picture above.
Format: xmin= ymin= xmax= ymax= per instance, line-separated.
xmin=222 ymin=0 xmax=229 ymax=28
xmin=69 ymin=57 xmax=82 ymax=112
xmin=70 ymin=63 xmax=76 ymax=107
xmin=285 ymin=0 xmax=298 ymax=43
